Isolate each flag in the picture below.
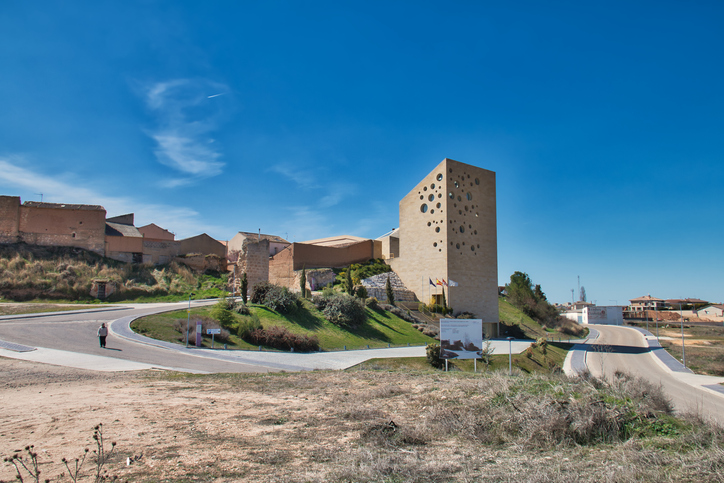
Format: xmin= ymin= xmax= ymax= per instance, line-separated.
xmin=429 ymin=278 xmax=435 ymax=287
xmin=448 ymin=279 xmax=459 ymax=287
xmin=442 ymin=279 xmax=448 ymax=287
xmin=435 ymin=279 xmax=443 ymax=286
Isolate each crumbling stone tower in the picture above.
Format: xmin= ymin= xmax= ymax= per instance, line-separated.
xmin=229 ymin=238 xmax=269 ymax=298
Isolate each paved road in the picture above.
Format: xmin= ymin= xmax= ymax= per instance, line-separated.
xmin=569 ymin=324 xmax=724 ymax=424
xmin=0 ymin=302 xmax=535 ymax=373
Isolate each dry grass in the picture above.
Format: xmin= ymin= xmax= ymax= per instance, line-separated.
xmin=2 ymin=357 xmax=723 ymax=482
xmin=0 ymin=243 xmax=226 ymax=302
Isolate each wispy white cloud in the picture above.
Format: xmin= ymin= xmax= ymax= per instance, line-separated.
xmin=143 ymin=78 xmax=229 ymax=182
xmin=0 ymin=157 xmax=223 ymax=239
xmin=268 ymin=163 xmax=357 ymax=209
xmin=269 ymin=164 xmax=319 ymax=189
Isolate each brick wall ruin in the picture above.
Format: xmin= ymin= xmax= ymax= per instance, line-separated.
xmin=230 ymin=238 xmax=269 ymax=298
xmin=0 ymin=196 xmax=106 ymax=255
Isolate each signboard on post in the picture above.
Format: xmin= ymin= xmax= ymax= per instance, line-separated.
xmin=207 ymin=328 xmax=221 ymax=348
xmin=439 ymin=319 xmax=483 ymax=359
xmin=195 ymin=322 xmax=202 ymax=347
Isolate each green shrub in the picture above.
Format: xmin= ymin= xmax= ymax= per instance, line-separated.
xmin=355 ymin=285 xmax=368 ymax=299
xmin=237 ymin=314 xmax=262 ymax=338
xmin=251 ymin=281 xmax=300 ymax=314
xmin=234 ymin=302 xmax=250 ymax=315
xmin=211 ymin=304 xmax=236 ymax=329
xmin=247 ymin=325 xmax=320 ymax=352
xmin=426 ymin=343 xmax=444 ymax=369
xmin=322 ymin=293 xmax=366 ymax=328
xmin=365 ymin=297 xmax=379 ymax=310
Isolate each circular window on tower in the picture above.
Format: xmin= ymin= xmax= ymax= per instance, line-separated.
xmin=460 ymin=226 xmax=465 ymax=233
xmin=431 ymin=183 xmax=436 ymax=189
xmin=471 ymin=246 xmax=475 ymax=251
xmin=475 ymin=178 xmax=479 ymax=185
xmin=428 ymin=194 xmax=434 ymax=201
xmin=420 ymin=204 xmax=428 ymax=213
xmin=456 ymin=243 xmax=460 ymax=249
xmin=454 ymin=181 xmax=460 ymax=188
xmin=449 ymin=192 xmax=454 ymax=199
xmin=467 ymin=192 xmax=472 ymax=201
xmin=457 ymin=196 xmax=461 ymax=202
xmin=437 ymin=173 xmax=443 ymax=181
xmin=436 ymin=202 xmax=441 ymax=208
xmin=435 ymin=227 xmax=440 ymax=233
xmin=433 ymin=242 xmax=438 ymax=247
xmin=419 ymin=195 xmax=423 ymax=200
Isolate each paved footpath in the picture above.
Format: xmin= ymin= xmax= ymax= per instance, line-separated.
xmin=1 ymin=304 xmax=535 ymax=373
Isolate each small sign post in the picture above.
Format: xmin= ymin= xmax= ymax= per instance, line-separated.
xmin=207 ymin=328 xmax=221 ymax=348
xmin=196 ymin=322 xmax=202 ymax=347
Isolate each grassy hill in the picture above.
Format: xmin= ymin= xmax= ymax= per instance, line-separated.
xmin=132 ymin=298 xmax=436 ymax=351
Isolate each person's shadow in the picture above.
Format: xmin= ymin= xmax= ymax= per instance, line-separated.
xmin=104 ymin=347 xmax=122 ymax=351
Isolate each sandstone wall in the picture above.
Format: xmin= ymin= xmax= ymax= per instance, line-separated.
xmin=231 ymin=239 xmax=269 ymax=298
xmin=142 ymin=239 xmax=180 ymax=265
xmin=268 ymin=247 xmax=295 ymax=290
xmin=179 ymin=234 xmax=226 ymax=258
xmin=0 ymin=196 xmax=20 ymax=243
xmin=17 ymin=204 xmax=106 ymax=255
xmin=290 ymin=240 xmax=377 ymax=270
xmin=176 ymin=254 xmax=227 ymax=273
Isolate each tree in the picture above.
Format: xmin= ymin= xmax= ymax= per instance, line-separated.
xmin=441 ymin=287 xmax=447 ymax=313
xmin=534 ymin=284 xmax=547 ymax=303
xmin=480 ymin=334 xmax=494 ymax=370
xmin=300 ymin=267 xmax=307 ymax=298
xmin=580 ymin=286 xmax=587 ymax=302
xmin=506 ymin=271 xmax=535 ymax=311
xmin=385 ymin=275 xmax=395 ymax=306
xmin=240 ymin=272 xmax=248 ymax=305
xmin=345 ymin=266 xmax=354 ymax=295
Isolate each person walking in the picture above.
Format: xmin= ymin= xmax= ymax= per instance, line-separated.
xmin=97 ymin=323 xmax=108 ymax=348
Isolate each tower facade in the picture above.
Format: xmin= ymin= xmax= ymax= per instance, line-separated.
xmin=389 ymin=158 xmax=499 ymax=334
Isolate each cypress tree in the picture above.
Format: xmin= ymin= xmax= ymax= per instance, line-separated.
xmin=386 ymin=275 xmax=395 ymax=306
xmin=241 ymin=271 xmax=248 ymax=305
xmin=442 ymin=287 xmax=447 ymax=313
xmin=300 ymin=267 xmax=307 ymax=298
xmin=345 ymin=266 xmax=354 ymax=295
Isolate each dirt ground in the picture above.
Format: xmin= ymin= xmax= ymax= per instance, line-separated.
xmin=2 ymin=357 xmax=723 ymax=483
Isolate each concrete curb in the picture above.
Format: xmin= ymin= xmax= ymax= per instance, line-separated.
xmin=563 ymin=327 xmax=600 ymax=376
xmin=0 ymin=306 xmax=129 ymax=321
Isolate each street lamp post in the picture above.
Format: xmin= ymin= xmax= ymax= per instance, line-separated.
xmin=680 ymin=303 xmax=686 ymax=368
xmin=186 ymin=292 xmax=194 ymax=348
xmin=507 ymin=337 xmax=514 ymax=376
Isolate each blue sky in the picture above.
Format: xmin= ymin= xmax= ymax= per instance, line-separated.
xmin=1 ymin=1 xmax=722 ymax=305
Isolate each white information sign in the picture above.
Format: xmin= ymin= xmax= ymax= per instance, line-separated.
xmin=206 ymin=328 xmax=221 ymax=335
xmin=439 ymin=319 xmax=483 ymax=359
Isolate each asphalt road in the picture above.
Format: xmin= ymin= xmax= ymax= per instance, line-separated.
xmin=0 ymin=302 xmax=274 ymax=373
xmin=0 ymin=302 xmax=536 ymax=374
xmin=585 ymin=324 xmax=724 ymax=424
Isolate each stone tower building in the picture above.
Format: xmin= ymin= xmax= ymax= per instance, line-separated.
xmin=387 ymin=158 xmax=499 ymax=335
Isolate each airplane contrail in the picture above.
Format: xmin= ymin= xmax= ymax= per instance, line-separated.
xmin=207 ymin=93 xmax=226 ymax=98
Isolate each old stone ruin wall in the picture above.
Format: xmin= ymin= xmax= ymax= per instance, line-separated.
xmin=361 ymin=271 xmax=418 ymax=303
xmin=229 ymin=238 xmax=269 ymax=298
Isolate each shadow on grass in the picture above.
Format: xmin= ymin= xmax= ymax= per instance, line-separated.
xmin=366 ymin=311 xmax=405 ymax=335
